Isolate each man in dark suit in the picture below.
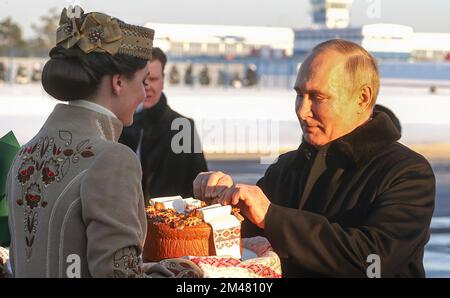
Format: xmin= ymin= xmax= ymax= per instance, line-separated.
xmin=120 ymin=48 xmax=208 ymax=200
xmin=193 ymin=39 xmax=435 ymax=278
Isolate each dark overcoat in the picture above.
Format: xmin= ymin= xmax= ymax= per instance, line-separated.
xmin=243 ymin=108 xmax=436 ymax=278
xmin=119 ymin=93 xmax=208 ymax=200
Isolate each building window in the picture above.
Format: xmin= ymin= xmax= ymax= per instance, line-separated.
xmin=206 ymin=43 xmax=220 ymax=56
xmin=170 ymin=42 xmax=184 ymax=55
xmin=189 ymin=43 xmax=203 ymax=55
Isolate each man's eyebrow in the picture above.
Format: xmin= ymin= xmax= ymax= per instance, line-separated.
xmin=294 ymin=87 xmax=331 ymax=97
xmin=310 ymin=90 xmax=331 ymax=97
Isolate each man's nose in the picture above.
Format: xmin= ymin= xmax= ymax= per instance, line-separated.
xmin=297 ymin=95 xmax=313 ymax=120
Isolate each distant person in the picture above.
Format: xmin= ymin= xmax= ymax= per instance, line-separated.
xmin=15 ymin=66 xmax=29 ymax=84
xmin=0 ymin=62 xmax=6 ymax=83
xmin=244 ymin=64 xmax=258 ymax=87
xmin=169 ymin=65 xmax=180 ymax=85
xmin=119 ymin=48 xmax=208 ymax=200
xmin=184 ymin=64 xmax=194 ymax=86
xmin=230 ymin=71 xmax=243 ymax=88
xmin=31 ymin=63 xmax=42 ymax=82
xmin=199 ymin=65 xmax=211 ymax=86
xmin=217 ymin=69 xmax=227 ymax=87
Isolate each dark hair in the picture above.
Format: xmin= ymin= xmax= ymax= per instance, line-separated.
xmin=151 ymin=47 xmax=167 ymax=73
xmin=42 ymin=46 xmax=148 ymax=101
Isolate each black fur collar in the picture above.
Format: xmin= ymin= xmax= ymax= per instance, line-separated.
xmin=297 ymin=107 xmax=401 ymax=169
xmin=330 ymin=110 xmax=401 ymax=168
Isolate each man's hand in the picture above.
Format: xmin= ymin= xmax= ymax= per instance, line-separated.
xmin=217 ymin=184 xmax=271 ymax=229
xmin=193 ymin=171 xmax=234 ymax=200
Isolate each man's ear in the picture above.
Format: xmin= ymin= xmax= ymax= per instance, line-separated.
xmin=358 ymin=85 xmax=373 ymax=113
xmin=111 ymin=74 xmax=123 ymax=96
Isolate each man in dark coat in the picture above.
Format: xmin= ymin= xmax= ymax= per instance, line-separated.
xmin=120 ymin=48 xmax=208 ymax=200
xmin=193 ymin=40 xmax=435 ymax=278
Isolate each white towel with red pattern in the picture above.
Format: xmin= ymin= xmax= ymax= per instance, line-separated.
xmin=188 ymin=236 xmax=282 ymax=278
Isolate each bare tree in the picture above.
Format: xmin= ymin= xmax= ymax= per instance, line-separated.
xmin=0 ymin=17 xmax=24 ymax=49
xmin=31 ymin=7 xmax=60 ymax=51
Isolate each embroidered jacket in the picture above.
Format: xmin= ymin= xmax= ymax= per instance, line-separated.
xmin=6 ymin=103 xmax=147 ymax=278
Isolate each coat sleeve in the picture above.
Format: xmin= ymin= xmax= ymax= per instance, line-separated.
xmin=190 ymin=122 xmax=208 ymax=175
xmin=264 ymin=157 xmax=435 ymax=277
xmin=80 ymin=144 xmax=147 ymax=278
xmin=181 ymin=120 xmax=208 ymax=197
xmin=118 ymin=126 xmax=139 ymax=153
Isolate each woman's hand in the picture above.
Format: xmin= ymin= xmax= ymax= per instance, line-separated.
xmin=142 ymin=262 xmax=175 ymax=278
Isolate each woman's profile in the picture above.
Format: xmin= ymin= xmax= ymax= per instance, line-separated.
xmin=5 ymin=7 xmax=167 ymax=277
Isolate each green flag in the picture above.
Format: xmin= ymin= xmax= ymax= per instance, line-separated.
xmin=0 ymin=131 xmax=21 ymax=246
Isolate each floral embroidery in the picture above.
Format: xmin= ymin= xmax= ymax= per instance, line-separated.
xmin=42 ymin=158 xmax=60 ymax=185
xmin=113 ymin=246 xmax=144 ymax=278
xmin=16 ymin=131 xmax=95 ymax=259
xmin=25 ymin=183 xmax=42 ymax=209
xmin=17 ymin=156 xmax=35 ymax=184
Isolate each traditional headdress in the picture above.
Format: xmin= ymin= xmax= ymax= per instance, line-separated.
xmin=56 ymin=6 xmax=155 ymax=60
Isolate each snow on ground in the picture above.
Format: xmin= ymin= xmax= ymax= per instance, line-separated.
xmin=1 ymin=84 xmax=450 ymax=149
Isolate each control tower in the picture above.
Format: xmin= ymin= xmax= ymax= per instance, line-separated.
xmin=310 ymin=0 xmax=354 ymax=29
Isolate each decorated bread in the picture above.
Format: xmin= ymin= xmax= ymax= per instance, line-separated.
xmin=143 ymin=196 xmax=243 ymax=262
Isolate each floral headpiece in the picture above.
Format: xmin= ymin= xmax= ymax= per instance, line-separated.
xmin=56 ymin=6 xmax=155 ymax=60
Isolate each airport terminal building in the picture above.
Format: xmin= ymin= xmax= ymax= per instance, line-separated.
xmin=294 ymin=23 xmax=450 ymax=62
xmin=144 ymin=0 xmax=450 ymax=63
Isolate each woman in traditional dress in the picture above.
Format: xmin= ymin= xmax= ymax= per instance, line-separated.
xmin=5 ymin=7 xmax=168 ymax=277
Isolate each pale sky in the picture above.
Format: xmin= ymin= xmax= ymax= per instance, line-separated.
xmin=1 ymin=0 xmax=449 ymax=39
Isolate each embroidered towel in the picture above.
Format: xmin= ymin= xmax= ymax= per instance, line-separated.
xmin=199 ymin=205 xmax=241 ymax=259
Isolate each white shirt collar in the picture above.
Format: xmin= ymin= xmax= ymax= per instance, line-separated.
xmin=69 ymin=100 xmax=118 ymax=119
